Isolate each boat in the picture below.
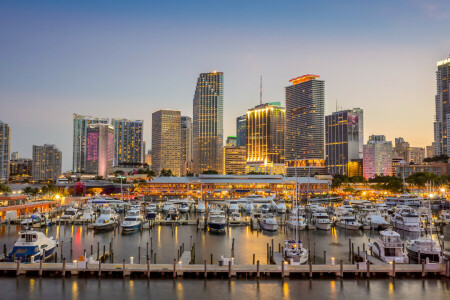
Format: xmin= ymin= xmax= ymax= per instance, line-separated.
xmin=197 ymin=201 xmax=206 ymax=213
xmin=121 ymin=210 xmax=144 ymax=232
xmin=369 ymin=229 xmax=408 ymax=263
xmin=162 ymin=202 xmax=176 ymax=213
xmin=335 ymin=215 xmax=361 ymax=230
xmin=245 ymin=203 xmax=254 ymax=214
xmin=363 ymin=212 xmax=390 ymax=230
xmin=229 ymin=201 xmax=240 ymax=213
xmin=439 ymin=210 xmax=450 ymax=224
xmin=311 ymin=212 xmax=332 ymax=230
xmin=179 ymin=203 xmax=190 ymax=213
xmin=259 ymin=214 xmax=278 ymax=231
xmin=287 ymin=208 xmax=307 ymax=230
xmin=21 ymin=213 xmax=44 ymax=226
xmin=166 ymin=206 xmax=179 ymax=220
xmin=284 ymin=239 xmax=309 ymax=264
xmin=145 ymin=204 xmax=158 ymax=219
xmin=392 ymin=207 xmax=421 ymax=232
xmin=261 ymin=204 xmax=270 ymax=213
xmin=60 ymin=207 xmax=80 ymax=220
xmin=276 ymin=202 xmax=287 ymax=214
xmin=93 ymin=207 xmax=118 ymax=231
xmin=80 ymin=206 xmax=96 ymax=221
xmin=7 ymin=230 xmax=58 ymax=263
xmin=385 ymin=194 xmax=422 ymax=207
xmin=129 ymin=204 xmax=142 ymax=211
xmin=207 ymin=209 xmax=226 ymax=232
xmin=406 ymin=238 xmax=443 ymax=263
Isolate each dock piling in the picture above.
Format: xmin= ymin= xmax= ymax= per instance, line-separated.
xmin=98 ymin=260 xmax=102 ymax=277
xmin=173 ymin=259 xmax=176 ymax=278
xmin=204 ymin=260 xmax=207 ymax=278
xmin=147 ymin=259 xmax=150 ymax=278
xmin=228 ymin=260 xmax=232 ymax=279
xmin=62 ymin=258 xmax=66 ymax=277
xmin=257 ymin=260 xmax=260 ymax=278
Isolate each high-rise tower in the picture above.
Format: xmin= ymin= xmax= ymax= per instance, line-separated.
xmin=434 ymin=56 xmax=450 ymax=156
xmin=111 ymin=119 xmax=144 ymax=167
xmin=0 ymin=121 xmax=11 ymax=181
xmin=181 ymin=116 xmax=193 ymax=175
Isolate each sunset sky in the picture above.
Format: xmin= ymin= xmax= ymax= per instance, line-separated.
xmin=1 ymin=0 xmax=449 ymax=171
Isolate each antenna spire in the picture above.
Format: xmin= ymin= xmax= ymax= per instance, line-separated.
xmin=260 ymin=75 xmax=262 ymax=105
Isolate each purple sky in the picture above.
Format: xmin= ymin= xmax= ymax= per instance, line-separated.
xmin=1 ymin=0 xmax=449 ymax=171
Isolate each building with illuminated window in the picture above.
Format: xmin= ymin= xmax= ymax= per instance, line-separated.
xmin=325 ymin=108 xmax=363 ymax=176
xmin=434 ymin=56 xmax=450 ymax=156
xmin=32 ymin=144 xmax=62 ymax=182
xmin=236 ymin=115 xmax=246 ymax=147
xmin=246 ymin=102 xmax=285 ymax=175
xmin=285 ymin=75 xmax=326 ymax=176
xmin=181 ymin=116 xmax=193 ymax=175
xmin=85 ymin=124 xmax=114 ymax=178
xmin=111 ymin=119 xmax=144 ymax=167
xmin=0 ymin=121 xmax=11 ymax=182
xmin=152 ymin=109 xmax=181 ymax=176
xmin=226 ymin=136 xmax=237 ymax=147
xmin=10 ymin=158 xmax=32 ymax=182
xmin=223 ymin=146 xmax=246 ymax=175
xmin=193 ymin=72 xmax=224 ymax=174
xmin=363 ymin=135 xmax=393 ymax=179
xmin=73 ymin=114 xmax=109 ymax=173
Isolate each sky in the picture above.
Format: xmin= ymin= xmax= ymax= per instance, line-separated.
xmin=1 ymin=0 xmax=449 ymax=172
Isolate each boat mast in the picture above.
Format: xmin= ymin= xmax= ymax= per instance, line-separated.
xmin=295 ymin=159 xmax=298 ymax=242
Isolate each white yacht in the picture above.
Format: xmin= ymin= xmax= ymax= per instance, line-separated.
xmin=80 ymin=206 xmax=96 ymax=221
xmin=60 ymin=207 xmax=80 ymax=220
xmin=207 ymin=209 xmax=226 ymax=232
xmin=245 ymin=203 xmax=255 ymax=214
xmin=439 ymin=210 xmax=450 ymax=224
xmin=121 ymin=210 xmax=144 ymax=232
xmin=392 ymin=207 xmax=421 ymax=232
xmin=197 ymin=201 xmax=206 ymax=213
xmin=259 ymin=214 xmax=278 ymax=231
xmin=7 ymin=230 xmax=58 ymax=263
xmin=145 ymin=204 xmax=158 ymax=219
xmin=288 ymin=207 xmax=307 ymax=230
xmin=335 ymin=215 xmax=361 ymax=230
xmin=179 ymin=203 xmax=190 ymax=213
xmin=93 ymin=207 xmax=118 ymax=231
xmin=162 ymin=202 xmax=175 ymax=213
xmin=311 ymin=212 xmax=332 ymax=230
xmin=406 ymin=238 xmax=443 ymax=263
xmin=229 ymin=201 xmax=240 ymax=213
xmin=261 ymin=204 xmax=270 ymax=213
xmin=284 ymin=240 xmax=308 ymax=264
xmin=385 ymin=194 xmax=422 ymax=207
xmin=364 ymin=212 xmax=390 ymax=230
xmin=276 ymin=202 xmax=287 ymax=214
xmin=369 ymin=230 xmax=408 ymax=263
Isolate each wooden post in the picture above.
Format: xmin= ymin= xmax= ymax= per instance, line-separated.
xmin=211 ymin=253 xmax=213 ymax=264
xmin=348 ymin=239 xmax=351 ymax=263
xmin=281 ymin=261 xmax=285 ymax=278
xmin=146 ymin=242 xmax=149 ymax=260
xmin=123 ymin=259 xmax=126 ymax=277
xmin=3 ymin=244 xmax=6 ymax=258
xmin=422 ymin=259 xmax=425 ymax=277
xmin=392 ymin=261 xmax=396 ymax=277
xmin=323 ymin=251 xmax=326 ymax=264
xmin=253 ymin=254 xmax=255 ymax=265
xmin=16 ymin=260 xmax=20 ymax=276
xmin=98 ymin=260 xmax=102 ymax=277
xmin=363 ymin=243 xmax=365 ymax=253
xmin=366 ymin=260 xmax=370 ymax=278
xmin=228 ymin=260 xmax=232 ymax=278
xmin=340 ymin=260 xmax=343 ymax=277
xmin=39 ymin=258 xmax=43 ymax=276
xmin=204 ymin=260 xmax=207 ymax=278
xmin=257 ymin=260 xmax=260 ymax=278
xmin=271 ymin=239 xmax=274 ymax=257
xmin=62 ymin=258 xmax=66 ymax=277
xmin=91 ymin=244 xmax=93 ymax=256
xmin=147 ymin=259 xmax=150 ymax=278
xmin=138 ymin=246 xmax=141 ymax=264
xmin=173 ymin=259 xmax=176 ymax=278
xmin=154 ymin=253 xmax=156 ymax=264
xmin=61 ymin=241 xmax=64 ymax=261
xmin=309 ymin=260 xmax=312 ymax=278
xmin=351 ymin=243 xmax=354 ymax=264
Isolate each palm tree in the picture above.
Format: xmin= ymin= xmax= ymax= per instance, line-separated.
xmin=30 ymin=188 xmax=40 ymax=201
xmin=0 ymin=183 xmax=11 ymax=195
xmin=22 ymin=186 xmax=33 ymax=197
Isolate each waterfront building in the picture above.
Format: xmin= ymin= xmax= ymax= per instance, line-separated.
xmin=223 ymin=146 xmax=246 ymax=175
xmin=236 ymin=115 xmax=247 ymax=147
xmin=226 ymin=136 xmax=237 ymax=147
xmin=11 ymin=152 xmax=19 ymax=160
xmin=325 ymin=108 xmax=363 ymax=176
xmin=285 ymin=75 xmax=326 ymax=176
xmin=10 ymin=158 xmax=32 ymax=182
xmin=193 ymin=71 xmax=224 ymax=174
xmin=246 ymin=102 xmax=285 ymax=175
xmin=73 ymin=114 xmax=109 ymax=173
xmin=396 ymin=162 xmax=448 ymax=178
xmin=85 ymin=124 xmax=114 ymax=178
xmin=0 ymin=121 xmax=10 ymax=182
xmin=434 ymin=56 xmax=450 ymax=156
xmin=152 ymin=109 xmax=181 ymax=177
xmin=363 ymin=135 xmax=393 ymax=179
xmin=0 ymin=195 xmax=57 ymax=221
xmin=181 ymin=116 xmax=193 ymax=175
xmin=32 ymin=144 xmax=62 ymax=182
xmin=111 ymin=118 xmax=144 ymax=167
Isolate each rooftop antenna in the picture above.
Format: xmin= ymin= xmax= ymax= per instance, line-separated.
xmin=335 ymin=99 xmax=338 ymax=112
xmin=260 ymin=75 xmax=263 ymax=105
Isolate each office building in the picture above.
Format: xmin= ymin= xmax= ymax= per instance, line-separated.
xmin=325 ymin=108 xmax=363 ymax=176
xmin=10 ymin=158 xmax=32 ymax=177
xmin=285 ymin=75 xmax=326 ymax=176
xmin=85 ymin=124 xmax=114 ymax=178
xmin=226 ymin=136 xmax=237 ymax=147
xmin=246 ymin=102 xmax=285 ymax=175
xmin=32 ymin=144 xmax=62 ymax=181
xmin=236 ymin=115 xmax=247 ymax=147
xmin=434 ymin=56 xmax=450 ymax=156
xmin=181 ymin=116 xmax=193 ymax=175
xmin=223 ymin=146 xmax=246 ymax=175
xmin=193 ymin=72 xmax=224 ymax=174
xmin=0 ymin=121 xmax=10 ymax=182
xmin=363 ymin=135 xmax=393 ymax=179
xmin=152 ymin=110 xmax=181 ymax=176
xmin=73 ymin=114 xmax=108 ymax=172
xmin=111 ymin=119 xmax=144 ymax=167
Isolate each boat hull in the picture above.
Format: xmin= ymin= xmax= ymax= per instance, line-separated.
xmin=259 ymin=221 xmax=278 ymax=231
xmin=94 ymin=222 xmax=116 ymax=231
xmin=336 ymin=222 xmax=360 ymax=230
xmin=315 ymin=222 xmax=332 ymax=230
xmin=208 ymin=222 xmax=226 ymax=232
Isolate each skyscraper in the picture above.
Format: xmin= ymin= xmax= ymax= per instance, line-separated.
xmin=223 ymin=146 xmax=246 ymax=175
xmin=236 ymin=115 xmax=247 ymax=147
xmin=325 ymin=108 xmax=363 ymax=176
xmin=246 ymin=102 xmax=285 ymax=175
xmin=181 ymin=116 xmax=193 ymax=175
xmin=152 ymin=110 xmax=181 ymax=176
xmin=111 ymin=119 xmax=144 ymax=167
xmin=0 ymin=121 xmax=11 ymax=181
xmin=434 ymin=56 xmax=450 ymax=156
xmin=73 ymin=113 xmax=108 ymax=172
xmin=32 ymin=144 xmax=62 ymax=181
xmin=285 ymin=74 xmax=325 ymax=176
xmin=363 ymin=135 xmax=393 ymax=179
xmin=85 ymin=124 xmax=114 ymax=178
xmin=226 ymin=136 xmax=237 ymax=147
xmin=192 ymin=71 xmax=224 ymax=174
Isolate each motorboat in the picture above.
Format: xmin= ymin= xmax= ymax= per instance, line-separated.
xmin=197 ymin=201 xmax=206 ymax=213
xmin=311 ymin=212 xmax=332 ymax=230
xmin=93 ymin=207 xmax=118 ymax=231
xmin=207 ymin=209 xmax=226 ymax=232
xmin=80 ymin=206 xmax=96 ymax=221
xmin=369 ymin=229 xmax=408 ymax=263
xmin=179 ymin=203 xmax=190 ymax=213
xmin=385 ymin=194 xmax=422 ymax=207
xmin=261 ymin=204 xmax=270 ymax=214
xmin=406 ymin=238 xmax=443 ymax=263
xmin=129 ymin=204 xmax=142 ymax=212
xmin=439 ymin=210 xmax=450 ymax=224
xmin=162 ymin=202 xmax=176 ymax=213
xmin=245 ymin=203 xmax=254 ymax=214
xmin=166 ymin=206 xmax=179 ymax=220
xmin=259 ymin=214 xmax=278 ymax=231
xmin=7 ymin=230 xmax=57 ymax=263
xmin=276 ymin=202 xmax=287 ymax=214
xmin=287 ymin=209 xmax=307 ymax=230
xmin=145 ymin=204 xmax=158 ymax=219
xmin=229 ymin=201 xmax=240 ymax=213
xmin=363 ymin=212 xmax=390 ymax=230
xmin=335 ymin=215 xmax=361 ymax=230
xmin=121 ymin=210 xmax=144 ymax=232
xmin=21 ymin=213 xmax=44 ymax=226
xmin=60 ymin=207 xmax=80 ymax=220
xmin=284 ymin=240 xmax=308 ymax=264
xmin=392 ymin=207 xmax=421 ymax=232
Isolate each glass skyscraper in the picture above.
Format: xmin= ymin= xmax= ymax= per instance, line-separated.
xmin=285 ymin=75 xmax=325 ymax=177
xmin=236 ymin=115 xmax=246 ymax=147
xmin=434 ymin=56 xmax=450 ymax=156
xmin=193 ymin=72 xmax=224 ymax=174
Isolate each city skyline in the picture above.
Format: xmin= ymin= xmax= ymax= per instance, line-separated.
xmin=1 ymin=1 xmax=450 ymax=171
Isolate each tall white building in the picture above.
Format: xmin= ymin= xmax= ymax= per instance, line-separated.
xmin=434 ymin=56 xmax=450 ymax=156
xmin=0 ymin=121 xmax=11 ymax=182
xmin=363 ymin=135 xmax=393 ymax=179
xmin=111 ymin=119 xmax=144 ymax=167
xmin=32 ymin=144 xmax=62 ymax=181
